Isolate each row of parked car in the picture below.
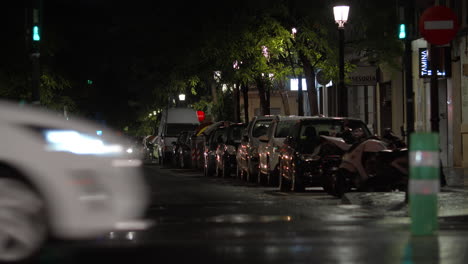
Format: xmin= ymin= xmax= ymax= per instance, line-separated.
xmin=153 ymin=113 xmax=411 ymax=197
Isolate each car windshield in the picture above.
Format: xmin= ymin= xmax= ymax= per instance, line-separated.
xmin=297 ymin=119 xmax=371 ymax=153
xmin=211 ymin=128 xmax=226 ymax=145
xmin=252 ymin=120 xmax=272 ymax=138
xmin=300 ymin=119 xmax=371 ymax=138
xmin=165 ymin=124 xmax=198 ymax=137
xmin=228 ymin=125 xmax=245 ymax=143
xmin=177 ymin=132 xmax=188 ymax=143
xmin=275 ymin=120 xmax=298 ymax=138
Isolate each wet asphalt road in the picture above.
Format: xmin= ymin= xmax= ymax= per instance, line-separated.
xmin=38 ymin=164 xmax=468 ymax=264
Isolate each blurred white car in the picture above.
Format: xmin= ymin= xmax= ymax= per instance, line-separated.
xmin=0 ymin=100 xmax=149 ymax=262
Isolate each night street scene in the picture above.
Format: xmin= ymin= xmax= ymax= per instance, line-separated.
xmin=2 ymin=0 xmax=468 ymax=263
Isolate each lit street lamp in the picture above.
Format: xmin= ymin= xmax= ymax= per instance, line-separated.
xmin=333 ymin=5 xmax=349 ymax=117
xmin=178 ymin=94 xmax=186 ymax=101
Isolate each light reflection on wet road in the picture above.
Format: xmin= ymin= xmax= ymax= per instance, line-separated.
xmin=38 ymin=165 xmax=468 ymax=264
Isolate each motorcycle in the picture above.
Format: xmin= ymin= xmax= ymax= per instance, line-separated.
xmin=330 ymin=129 xmax=409 ymax=198
xmin=316 ymin=135 xmax=353 ymax=194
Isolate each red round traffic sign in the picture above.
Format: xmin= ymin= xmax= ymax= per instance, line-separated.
xmin=419 ymin=6 xmax=459 ymax=45
xmin=197 ymin=110 xmax=205 ymax=122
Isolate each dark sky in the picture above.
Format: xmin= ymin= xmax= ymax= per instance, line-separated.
xmin=40 ymin=0 xmax=212 ymax=126
xmin=2 ymin=0 xmax=255 ymax=128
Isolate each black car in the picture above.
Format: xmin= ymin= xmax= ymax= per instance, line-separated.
xmin=278 ymin=117 xmax=372 ymax=192
xmin=172 ymin=131 xmax=194 ymax=168
xmin=215 ymin=123 xmax=247 ymax=178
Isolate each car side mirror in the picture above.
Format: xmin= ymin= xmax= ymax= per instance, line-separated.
xmin=258 ymin=135 xmax=269 ymax=143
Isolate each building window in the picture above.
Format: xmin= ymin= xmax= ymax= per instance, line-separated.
xmin=290 ymin=78 xmax=307 ymax=91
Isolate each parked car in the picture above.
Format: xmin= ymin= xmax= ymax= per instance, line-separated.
xmin=0 ymin=100 xmax=149 ymax=262
xmin=278 ymin=117 xmax=372 ymax=192
xmin=191 ymin=121 xmax=225 ymax=170
xmin=172 ymin=131 xmax=194 ymax=168
xmin=257 ymin=115 xmax=303 ymax=186
xmin=204 ymin=123 xmax=229 ymax=177
xmin=215 ymin=123 xmax=247 ymax=178
xmin=236 ymin=116 xmax=274 ymax=182
xmin=190 ymin=121 xmax=214 ymax=170
xmin=154 ymin=107 xmax=200 ymax=166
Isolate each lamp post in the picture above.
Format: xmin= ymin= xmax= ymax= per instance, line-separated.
xmin=178 ymin=94 xmax=186 ymax=101
xmin=333 ymin=5 xmax=349 ymax=117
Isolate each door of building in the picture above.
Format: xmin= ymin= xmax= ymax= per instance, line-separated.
xmin=379 ymin=82 xmax=392 ymax=135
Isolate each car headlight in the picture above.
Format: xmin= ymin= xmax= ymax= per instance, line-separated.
xmin=226 ymin=145 xmax=236 ymax=155
xmin=126 ymin=147 xmax=134 ymax=154
xmin=44 ymin=130 xmax=123 ymax=156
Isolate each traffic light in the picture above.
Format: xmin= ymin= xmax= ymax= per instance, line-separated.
xmin=399 ymin=23 xmax=406 ymax=39
xmin=32 ymin=25 xmax=40 ymax=41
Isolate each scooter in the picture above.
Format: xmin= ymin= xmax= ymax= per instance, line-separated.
xmin=330 ymin=133 xmax=409 ymax=198
xmin=316 ymin=135 xmax=353 ymax=194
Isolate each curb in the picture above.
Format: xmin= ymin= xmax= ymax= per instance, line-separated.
xmin=341 ymin=194 xmax=352 ymax=204
xmin=441 ymin=186 xmax=468 ymax=193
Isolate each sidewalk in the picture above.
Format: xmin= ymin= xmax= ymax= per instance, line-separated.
xmin=442 ymin=167 xmax=468 ymax=193
xmin=342 ymin=167 xmax=468 ymax=217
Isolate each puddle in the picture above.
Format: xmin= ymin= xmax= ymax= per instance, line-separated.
xmin=203 ymin=214 xmax=293 ymax=224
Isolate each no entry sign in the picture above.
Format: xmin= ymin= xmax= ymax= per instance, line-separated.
xmin=419 ymin=6 xmax=459 ymax=45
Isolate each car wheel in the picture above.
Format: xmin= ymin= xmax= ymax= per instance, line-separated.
xmin=180 ymin=154 xmax=185 ymax=169
xmin=222 ymin=159 xmax=231 ymax=178
xmin=257 ymin=170 xmax=267 ymax=186
xmin=236 ymin=165 xmax=242 ymax=179
xmin=215 ymin=159 xmax=222 ymax=177
xmin=204 ymin=157 xmax=212 ymax=177
xmin=291 ymin=171 xmax=305 ymax=192
xmin=268 ymin=165 xmax=279 ymax=187
xmin=0 ymin=177 xmax=47 ymax=263
xmin=334 ymin=169 xmax=351 ymax=198
xmin=246 ymin=160 xmax=257 ymax=183
xmin=278 ymin=159 xmax=290 ymax=192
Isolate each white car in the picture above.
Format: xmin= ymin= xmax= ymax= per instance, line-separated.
xmin=0 ymin=100 xmax=149 ymax=262
xmin=257 ymin=115 xmax=303 ymax=186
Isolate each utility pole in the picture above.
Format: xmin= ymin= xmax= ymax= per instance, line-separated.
xmin=429 ymin=45 xmax=440 ymax=132
xmin=338 ymin=27 xmax=347 ymax=117
xmin=401 ymin=0 xmax=415 ymax=140
xmin=31 ymin=0 xmax=42 ymax=104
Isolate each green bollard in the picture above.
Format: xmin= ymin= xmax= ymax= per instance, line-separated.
xmin=409 ymin=133 xmax=439 ymax=236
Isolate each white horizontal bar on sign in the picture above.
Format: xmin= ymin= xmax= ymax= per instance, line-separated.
xmin=409 ymin=151 xmax=439 ymax=168
xmin=409 ymin=179 xmax=440 ymax=194
xmin=424 ymin=20 xmax=454 ymax=30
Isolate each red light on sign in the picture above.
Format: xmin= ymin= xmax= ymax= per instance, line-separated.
xmin=197 ymin=111 xmax=205 ymax=122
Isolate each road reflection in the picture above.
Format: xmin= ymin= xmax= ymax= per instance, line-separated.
xmin=401 ymin=235 xmax=439 ymax=264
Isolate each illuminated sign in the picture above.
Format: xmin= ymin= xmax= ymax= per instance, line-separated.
xmin=419 ymin=48 xmax=446 ymax=77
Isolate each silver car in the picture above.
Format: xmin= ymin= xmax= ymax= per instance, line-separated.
xmin=257 ymin=116 xmax=303 ymax=186
xmin=236 ymin=116 xmax=274 ymax=182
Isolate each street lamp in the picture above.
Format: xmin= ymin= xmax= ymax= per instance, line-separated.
xmin=333 ymin=5 xmax=349 ymax=117
xmin=178 ymin=94 xmax=186 ymax=101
